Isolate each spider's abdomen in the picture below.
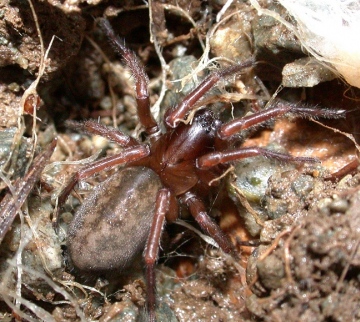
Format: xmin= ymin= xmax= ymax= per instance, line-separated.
xmin=67 ymin=167 xmax=162 ymax=272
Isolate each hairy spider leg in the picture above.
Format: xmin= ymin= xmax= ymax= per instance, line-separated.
xmin=66 ymin=120 xmax=139 ymax=147
xmin=197 ymin=146 xmax=318 ymax=169
xmin=218 ymin=100 xmax=346 ymax=139
xmin=182 ymin=192 xmax=235 ymax=255
xmin=199 ymin=101 xmax=346 ymax=168
xmin=142 ymin=188 xmax=234 ymax=322
xmin=165 ymin=59 xmax=255 ymax=128
xmin=144 ymin=188 xmax=174 ymax=322
xmin=98 ymin=18 xmax=159 ymax=136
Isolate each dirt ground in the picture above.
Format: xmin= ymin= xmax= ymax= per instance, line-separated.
xmin=0 ymin=0 xmax=359 ymax=321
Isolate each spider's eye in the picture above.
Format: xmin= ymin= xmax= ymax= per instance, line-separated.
xmin=195 ymin=109 xmax=218 ymax=134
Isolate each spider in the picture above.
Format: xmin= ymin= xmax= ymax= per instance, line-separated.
xmin=55 ymin=18 xmax=345 ymax=321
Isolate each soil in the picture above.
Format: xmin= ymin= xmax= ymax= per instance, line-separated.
xmin=0 ymin=1 xmax=360 ymax=321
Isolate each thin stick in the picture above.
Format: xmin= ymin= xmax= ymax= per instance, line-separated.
xmin=0 ymin=139 xmax=57 ymax=244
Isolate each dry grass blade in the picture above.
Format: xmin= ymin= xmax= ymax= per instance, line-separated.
xmin=0 ymin=139 xmax=57 ymax=244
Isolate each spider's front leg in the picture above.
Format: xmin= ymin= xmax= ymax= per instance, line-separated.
xmin=98 ymin=18 xmax=160 ymax=136
xmin=197 ymin=146 xmax=318 ymax=169
xmin=65 ymin=120 xmax=139 ymax=147
xmin=218 ymin=100 xmax=346 ymax=139
xmin=164 ymin=59 xmax=255 ymax=128
xmin=198 ymin=101 xmax=347 ymax=168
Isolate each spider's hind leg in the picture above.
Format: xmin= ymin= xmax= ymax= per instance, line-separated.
xmin=143 ymin=188 xmax=174 ymax=322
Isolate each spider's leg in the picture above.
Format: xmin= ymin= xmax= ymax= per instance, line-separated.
xmin=66 ymin=120 xmax=139 ymax=147
xmin=98 ymin=18 xmax=159 ymax=136
xmin=219 ymin=100 xmax=346 ymax=139
xmin=144 ymin=188 xmax=173 ymax=322
xmin=165 ymin=59 xmax=255 ymax=128
xmin=54 ymin=145 xmax=149 ymax=228
xmin=197 ymin=146 xmax=318 ymax=169
xmin=182 ymin=192 xmax=235 ymax=256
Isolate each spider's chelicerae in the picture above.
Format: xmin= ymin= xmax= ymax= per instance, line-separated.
xmin=56 ymin=18 xmax=346 ymax=321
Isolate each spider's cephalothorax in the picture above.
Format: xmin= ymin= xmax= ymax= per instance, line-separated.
xmin=135 ymin=109 xmax=223 ymax=195
xmin=55 ymin=18 xmax=346 ymax=322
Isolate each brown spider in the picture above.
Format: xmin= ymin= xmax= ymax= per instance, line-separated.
xmin=55 ymin=18 xmax=345 ymax=321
